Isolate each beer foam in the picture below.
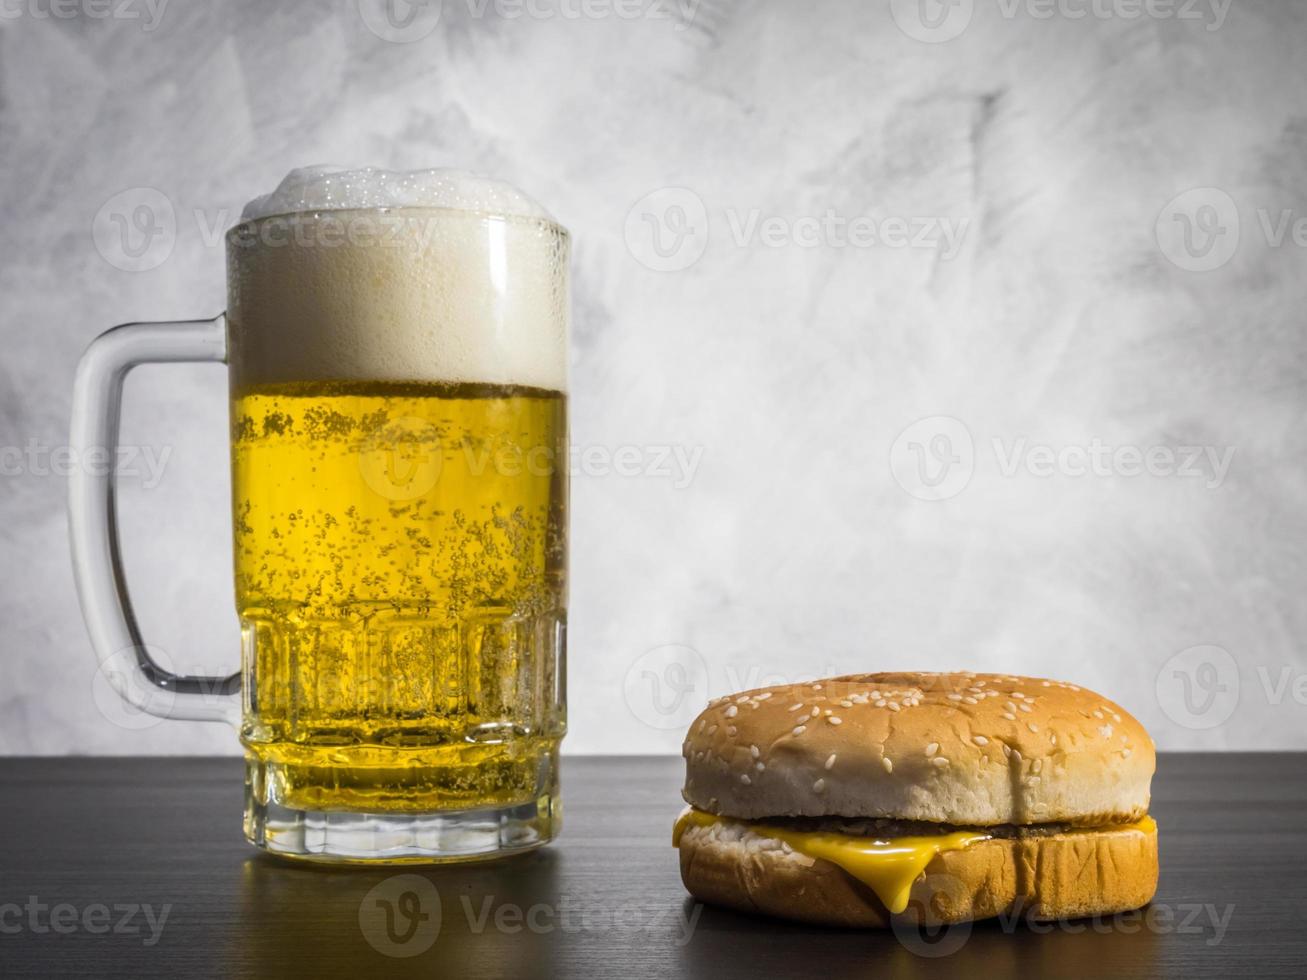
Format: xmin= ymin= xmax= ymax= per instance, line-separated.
xmin=228 ymin=167 xmax=568 ymax=392
xmin=240 ymin=165 xmax=556 ymax=223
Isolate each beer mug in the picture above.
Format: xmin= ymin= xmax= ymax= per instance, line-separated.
xmin=69 ymin=167 xmax=569 ymax=862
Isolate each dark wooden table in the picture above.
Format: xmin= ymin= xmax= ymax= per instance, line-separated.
xmin=0 ymin=754 xmax=1302 ymax=978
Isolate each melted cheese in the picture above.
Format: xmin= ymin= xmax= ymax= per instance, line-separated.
xmin=674 ymin=808 xmax=1157 ymax=915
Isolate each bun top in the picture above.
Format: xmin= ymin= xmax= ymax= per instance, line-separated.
xmin=681 ymin=672 xmax=1154 ymax=827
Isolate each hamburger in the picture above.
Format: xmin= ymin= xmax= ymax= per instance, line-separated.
xmin=674 ymin=672 xmax=1157 ymax=927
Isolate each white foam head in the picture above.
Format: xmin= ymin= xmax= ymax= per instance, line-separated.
xmin=227 ymin=166 xmax=568 ymax=392
xmin=240 ymin=165 xmax=557 ymax=224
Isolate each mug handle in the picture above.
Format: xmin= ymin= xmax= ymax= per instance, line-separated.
xmin=68 ymin=314 xmax=241 ymax=725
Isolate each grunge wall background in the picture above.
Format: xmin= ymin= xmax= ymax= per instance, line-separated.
xmin=1 ymin=0 xmax=1304 ymax=754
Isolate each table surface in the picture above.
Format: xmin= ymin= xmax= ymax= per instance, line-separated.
xmin=0 ymin=753 xmax=1303 ymax=979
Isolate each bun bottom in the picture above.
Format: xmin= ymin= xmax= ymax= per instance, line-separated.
xmin=678 ymin=822 xmax=1158 ymax=927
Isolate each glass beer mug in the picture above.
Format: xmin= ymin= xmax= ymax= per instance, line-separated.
xmin=68 ymin=168 xmax=569 ymax=862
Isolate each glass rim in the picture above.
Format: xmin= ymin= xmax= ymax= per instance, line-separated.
xmin=225 ymin=205 xmax=570 ymax=244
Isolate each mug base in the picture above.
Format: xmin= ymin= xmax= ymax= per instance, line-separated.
xmin=243 ymin=758 xmax=560 ymax=865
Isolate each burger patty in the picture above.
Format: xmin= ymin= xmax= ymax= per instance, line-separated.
xmin=762 ymin=814 xmax=1079 ymax=839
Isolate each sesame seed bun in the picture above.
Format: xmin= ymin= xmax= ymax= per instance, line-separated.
xmin=678 ymin=816 xmax=1159 ymax=927
xmin=681 ymin=672 xmax=1155 ymax=826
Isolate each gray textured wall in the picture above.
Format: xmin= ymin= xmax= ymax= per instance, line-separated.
xmin=1 ymin=0 xmax=1304 ymax=755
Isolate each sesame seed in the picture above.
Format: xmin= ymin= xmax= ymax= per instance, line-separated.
xmin=1099 ymin=725 xmax=1113 ymax=738
xmin=792 ymin=725 xmax=807 ymax=736
xmin=931 ymin=757 xmax=949 ymax=767
xmin=1005 ymin=702 xmax=1017 ymax=713
xmin=707 ymin=725 xmax=718 ymax=735
xmin=811 ymin=707 xmax=820 ymax=718
xmin=725 ymin=705 xmax=738 ymax=718
xmin=740 ymin=774 xmax=751 ymax=785
xmin=926 ymin=742 xmax=940 ymax=757
xmin=1012 ymin=692 xmax=1025 ymax=700
xmin=1011 ymin=748 xmax=1023 ymax=762
xmin=1092 ymin=710 xmax=1104 ymax=719
xmin=756 ymin=692 xmax=772 ymax=700
xmin=750 ymin=744 xmax=760 ymax=758
xmin=1002 ymin=713 xmax=1016 ymax=721
xmin=947 ymin=693 xmax=962 ymax=701
xmin=812 ymin=684 xmax=823 ymax=690
xmin=825 ymin=754 xmax=837 ymax=770
xmin=1019 ymin=703 xmax=1033 ymax=713
xmin=755 ymin=761 xmax=765 ymax=771
xmin=736 ymin=694 xmax=750 ymax=703
xmin=829 ymin=716 xmax=843 ymax=726
xmin=973 ymin=735 xmax=989 ymax=746
xmin=882 ymin=757 xmax=893 ymax=773
xmin=963 ymin=697 xmax=978 ymax=705
xmin=727 ymin=726 xmax=737 ymax=736
xmin=813 ymin=778 xmax=826 ymax=793
xmin=1027 ymin=775 xmax=1041 ymax=784
xmin=1002 ymin=744 xmax=1012 ymax=758
xmin=1041 ymin=681 xmax=1051 ymax=687
xmin=1028 ymin=722 xmax=1039 ymax=733
xmin=887 ymin=702 xmax=901 ymax=712
xmin=1032 ymin=759 xmax=1043 ymax=773
xmin=788 ymin=703 xmax=804 ymax=712
xmin=697 ymin=720 xmax=705 ymax=734
xmin=875 ymin=700 xmax=887 ymax=708
xmin=839 ymin=700 xmax=852 ymax=708
xmin=1122 ymin=748 xmax=1132 ymax=758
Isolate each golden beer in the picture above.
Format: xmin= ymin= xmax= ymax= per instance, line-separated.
xmin=224 ymin=169 xmax=570 ymax=860
xmin=232 ymin=380 xmax=566 ymax=814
